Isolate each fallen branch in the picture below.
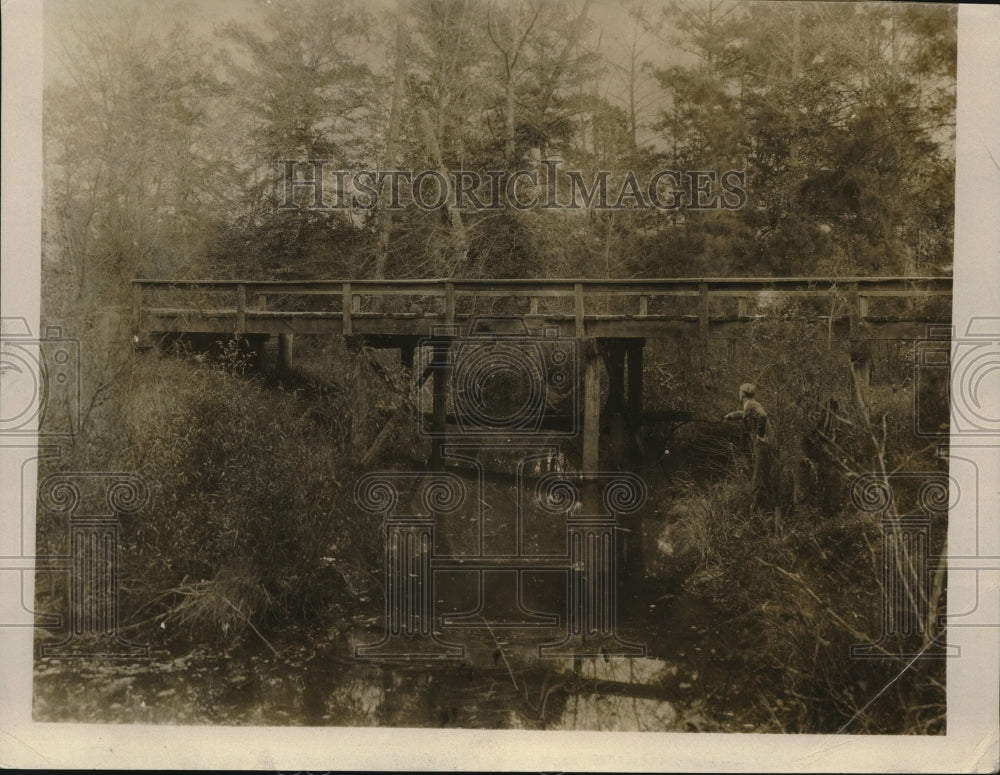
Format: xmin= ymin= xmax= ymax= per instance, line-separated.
xmin=480 ymin=615 xmax=519 ymax=692
xmin=222 ymin=596 xmax=281 ymax=659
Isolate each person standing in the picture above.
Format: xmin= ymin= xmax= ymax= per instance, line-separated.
xmin=724 ymin=383 xmax=773 ymax=510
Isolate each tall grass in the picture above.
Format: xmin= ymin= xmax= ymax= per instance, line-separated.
xmin=650 ymin=312 xmax=947 ymax=734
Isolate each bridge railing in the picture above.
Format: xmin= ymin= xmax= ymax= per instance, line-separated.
xmin=132 ymin=277 xmax=952 ymax=338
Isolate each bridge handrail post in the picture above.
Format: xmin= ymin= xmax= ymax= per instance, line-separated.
xmin=638 ymin=295 xmax=649 ymax=317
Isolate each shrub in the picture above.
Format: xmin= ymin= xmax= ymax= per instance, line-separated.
xmin=36 ymin=342 xmax=391 ymax=647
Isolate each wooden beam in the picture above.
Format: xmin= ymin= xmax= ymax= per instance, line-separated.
xmin=605 ymin=344 xmax=625 ymax=412
xmin=134 ymin=276 xmax=953 ymax=291
xmin=850 ymin=282 xmax=862 ymax=341
xmin=400 ymin=342 xmax=415 ymax=370
xmin=132 ymin=283 xmax=143 ymax=331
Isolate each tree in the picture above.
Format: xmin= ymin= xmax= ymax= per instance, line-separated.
xmin=45 ymin=10 xmax=227 ymax=305
xmin=214 ymin=0 xmax=375 ymax=278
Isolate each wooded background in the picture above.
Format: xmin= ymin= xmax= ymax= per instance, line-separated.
xmin=43 ymin=0 xmax=955 ymax=314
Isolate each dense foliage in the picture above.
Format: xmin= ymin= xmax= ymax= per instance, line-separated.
xmin=43 ymin=0 xmax=955 ymax=302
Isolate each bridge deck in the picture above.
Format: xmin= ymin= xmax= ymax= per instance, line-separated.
xmin=133 ymin=276 xmax=952 ymax=342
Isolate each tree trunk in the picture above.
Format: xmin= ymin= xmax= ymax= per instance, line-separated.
xmin=419 ymin=108 xmax=467 ymax=272
xmin=537 ymin=0 xmax=594 ymax=116
xmin=374 ymin=2 xmax=409 ymax=281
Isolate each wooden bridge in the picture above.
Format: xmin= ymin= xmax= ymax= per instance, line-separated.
xmin=133 ymin=276 xmax=951 ymax=343
xmin=132 ymin=275 xmax=951 ymax=472
xmin=132 ymin=275 xmax=951 ymax=625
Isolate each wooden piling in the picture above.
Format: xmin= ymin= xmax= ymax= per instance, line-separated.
xmin=698 ymin=282 xmax=710 ymax=351
xmin=400 ymin=342 xmax=415 ymax=370
xmin=625 ymin=340 xmax=644 ymax=461
xmin=605 ymin=343 xmax=626 ymax=469
xmin=278 ymin=333 xmax=294 ymax=372
xmin=431 ymin=340 xmax=450 ymax=468
xmin=583 ymin=339 xmax=601 ymax=474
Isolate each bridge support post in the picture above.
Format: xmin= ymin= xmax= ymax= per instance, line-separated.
xmin=625 ymin=340 xmax=644 ymax=463
xmin=583 ymin=339 xmax=601 ymax=474
xmin=278 ymin=333 xmax=294 ymax=372
xmin=400 ymin=342 xmax=415 ymax=371
xmin=430 ymin=340 xmax=450 ymax=469
xmin=698 ymin=281 xmax=710 ymax=370
xmin=617 ymin=341 xmax=646 ymax=594
xmin=582 ymin=339 xmax=602 ymax=518
xmin=604 ymin=342 xmax=626 ymax=470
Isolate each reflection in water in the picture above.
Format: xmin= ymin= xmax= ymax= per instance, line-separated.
xmin=34 ymin=641 xmax=699 ymax=730
xmin=552 ymin=658 xmax=677 ymax=731
xmin=555 ymin=693 xmax=677 ymax=731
